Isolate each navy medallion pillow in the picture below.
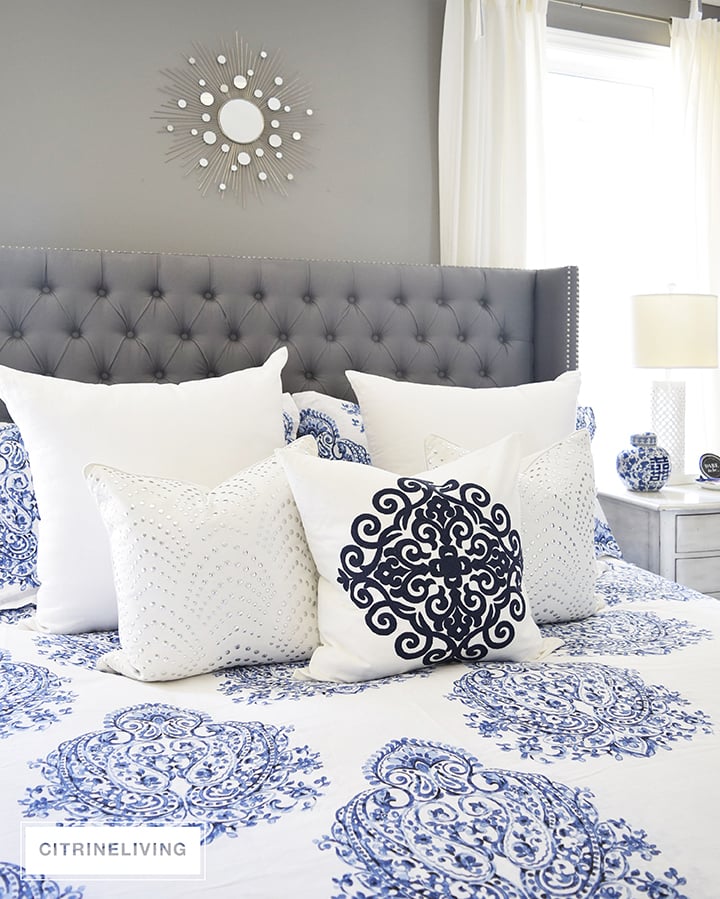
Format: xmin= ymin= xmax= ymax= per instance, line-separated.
xmin=425 ymin=430 xmax=599 ymax=625
xmin=279 ymin=434 xmax=555 ymax=683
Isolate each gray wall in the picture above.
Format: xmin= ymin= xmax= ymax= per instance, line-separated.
xmin=0 ymin=0 xmax=445 ymax=263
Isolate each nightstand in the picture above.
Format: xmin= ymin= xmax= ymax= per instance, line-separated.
xmin=597 ymin=482 xmax=720 ymax=598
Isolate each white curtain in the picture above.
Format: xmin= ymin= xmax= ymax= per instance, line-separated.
xmin=669 ymin=14 xmax=720 ymax=455
xmin=438 ymin=0 xmax=548 ymax=268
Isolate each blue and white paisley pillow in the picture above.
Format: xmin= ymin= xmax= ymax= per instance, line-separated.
xmin=279 ymin=434 xmax=554 ymax=683
xmin=576 ymin=405 xmax=623 ymax=559
xmin=0 ymin=422 xmax=40 ymax=607
xmin=282 ymin=393 xmax=300 ymax=444
xmin=292 ymin=391 xmax=370 ymax=464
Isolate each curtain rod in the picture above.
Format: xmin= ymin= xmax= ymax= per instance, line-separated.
xmin=548 ymin=1 xmax=673 ymax=27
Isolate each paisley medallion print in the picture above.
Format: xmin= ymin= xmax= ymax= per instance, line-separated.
xmin=319 ymin=738 xmax=689 ymax=899
xmin=593 ymin=515 xmax=623 ymax=559
xmin=450 ymin=662 xmax=712 ymax=762
xmin=215 ymin=661 xmax=431 ymax=705
xmin=297 ymin=406 xmax=370 ymax=463
xmin=0 ymin=649 xmax=75 ymax=738
xmin=282 ymin=409 xmax=297 ymax=444
xmin=0 ymin=603 xmax=35 ymax=625
xmin=575 ymin=404 xmax=597 ymax=439
xmin=34 ymin=631 xmax=121 ymax=668
xmin=337 ymin=477 xmax=524 ymax=665
xmin=542 ymin=610 xmax=712 ymax=656
xmin=0 ymin=861 xmax=84 ymax=899
xmin=597 ymin=559 xmax=706 ymax=605
xmin=20 ymin=703 xmax=327 ymax=844
xmin=0 ymin=424 xmax=40 ymax=593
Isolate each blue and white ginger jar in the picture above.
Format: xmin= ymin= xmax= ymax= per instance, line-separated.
xmin=616 ymin=432 xmax=670 ymax=492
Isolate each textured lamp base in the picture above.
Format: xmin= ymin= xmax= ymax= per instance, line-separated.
xmin=651 ymin=379 xmax=685 ymax=484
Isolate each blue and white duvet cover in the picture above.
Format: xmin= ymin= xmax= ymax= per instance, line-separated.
xmin=0 ymin=558 xmax=717 ymax=898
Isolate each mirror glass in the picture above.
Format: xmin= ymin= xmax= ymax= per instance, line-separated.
xmin=218 ymin=99 xmax=265 ymax=144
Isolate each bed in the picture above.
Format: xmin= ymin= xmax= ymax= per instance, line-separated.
xmin=0 ymin=245 xmax=716 ymax=898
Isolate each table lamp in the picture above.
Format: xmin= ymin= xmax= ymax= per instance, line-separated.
xmin=632 ymin=292 xmax=718 ymax=483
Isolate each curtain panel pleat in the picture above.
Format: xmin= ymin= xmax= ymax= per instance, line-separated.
xmin=669 ymin=16 xmax=720 ymax=456
xmin=438 ymin=0 xmax=549 ymax=268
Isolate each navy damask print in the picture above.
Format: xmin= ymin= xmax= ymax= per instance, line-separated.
xmin=337 ymin=477 xmax=524 ymax=665
xmin=21 ymin=703 xmax=327 ymax=844
xmin=0 ymin=649 xmax=75 ymax=739
xmin=0 ymin=602 xmax=35 ymax=624
xmin=297 ymin=407 xmax=370 ymax=463
xmin=542 ymin=609 xmax=711 ymax=656
xmin=215 ymin=660 xmax=431 ymax=705
xmin=0 ymin=861 xmax=84 ymax=898
xmin=450 ymin=662 xmax=712 ymax=762
xmin=34 ymin=631 xmax=120 ymax=668
xmin=0 ymin=424 xmax=40 ymax=592
xmin=319 ymin=738 xmax=689 ymax=899
xmin=597 ymin=559 xmax=707 ymax=605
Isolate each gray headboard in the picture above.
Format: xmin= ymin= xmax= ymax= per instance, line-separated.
xmin=0 ymin=246 xmax=578 ymax=420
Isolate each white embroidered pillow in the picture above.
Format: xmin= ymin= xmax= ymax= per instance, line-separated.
xmin=345 ymin=369 xmax=581 ymax=474
xmin=85 ymin=437 xmax=319 ymax=682
xmin=425 ymin=429 xmax=598 ymax=624
xmin=279 ymin=434 xmax=555 ymax=683
xmin=0 ymin=348 xmax=288 ymax=633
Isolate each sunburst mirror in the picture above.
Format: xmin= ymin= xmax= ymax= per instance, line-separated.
xmin=156 ymin=35 xmax=315 ymax=204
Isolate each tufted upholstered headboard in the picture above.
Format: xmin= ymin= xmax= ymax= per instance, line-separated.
xmin=0 ymin=246 xmax=578 ymax=420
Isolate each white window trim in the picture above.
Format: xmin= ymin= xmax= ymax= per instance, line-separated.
xmin=547 ymin=27 xmax=670 ymax=84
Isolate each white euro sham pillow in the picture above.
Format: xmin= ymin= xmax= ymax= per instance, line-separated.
xmin=85 ymin=437 xmax=319 ymax=682
xmin=345 ymin=369 xmax=581 ymax=474
xmin=0 ymin=348 xmax=288 ymax=633
xmin=425 ymin=429 xmax=598 ymax=624
xmin=279 ymin=434 xmax=558 ymax=683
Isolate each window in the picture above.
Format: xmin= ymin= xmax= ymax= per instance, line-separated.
xmin=544 ymin=28 xmax=672 ymax=478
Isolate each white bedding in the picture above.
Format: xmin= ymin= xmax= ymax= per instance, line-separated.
xmin=0 ymin=557 xmax=717 ymax=898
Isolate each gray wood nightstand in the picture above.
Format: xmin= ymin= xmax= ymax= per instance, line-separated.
xmin=597 ymin=482 xmax=720 ymax=598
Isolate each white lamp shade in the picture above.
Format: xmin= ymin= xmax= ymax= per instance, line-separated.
xmin=632 ymin=293 xmax=718 ymax=368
